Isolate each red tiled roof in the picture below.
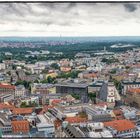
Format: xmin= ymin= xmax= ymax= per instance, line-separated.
xmin=83 ymin=73 xmax=97 ymax=78
xmin=128 ymin=88 xmax=140 ymax=94
xmin=12 ymin=108 xmax=33 ymax=115
xmin=11 ymin=120 xmax=29 ymax=125
xmin=39 ymin=105 xmax=54 ymax=114
xmin=0 ymin=84 xmax=15 ymax=89
xmin=113 ymin=109 xmax=124 ymax=120
xmin=51 ymin=99 xmax=62 ymax=105
xmin=104 ymin=119 xmax=135 ymax=132
xmin=65 ymin=116 xmax=87 ymax=123
xmin=0 ymin=103 xmax=15 ymax=110
xmin=11 ymin=120 xmax=30 ymax=133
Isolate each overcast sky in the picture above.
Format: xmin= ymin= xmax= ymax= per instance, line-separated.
xmin=0 ymin=2 xmax=140 ymax=37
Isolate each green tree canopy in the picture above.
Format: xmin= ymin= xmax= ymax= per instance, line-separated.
xmin=50 ymin=63 xmax=59 ymax=69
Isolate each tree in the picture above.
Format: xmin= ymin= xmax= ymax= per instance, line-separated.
xmin=15 ymin=80 xmax=31 ymax=89
xmin=71 ymin=93 xmax=80 ymax=100
xmin=57 ymin=71 xmax=80 ymax=79
xmin=101 ymin=58 xmax=108 ymax=63
xmin=101 ymin=57 xmax=119 ymax=64
xmin=47 ymin=76 xmax=54 ymax=83
xmin=51 ymin=63 xmax=59 ymax=69
xmin=20 ymin=102 xmax=28 ymax=108
xmin=41 ymin=69 xmax=49 ymax=74
xmin=110 ymin=69 xmax=117 ymax=74
xmin=7 ymin=71 xmax=11 ymax=75
xmin=125 ymin=66 xmax=130 ymax=69
xmin=34 ymin=79 xmax=39 ymax=83
xmin=40 ymin=76 xmax=56 ymax=84
xmin=88 ymin=92 xmax=96 ymax=101
xmin=70 ymin=71 xmax=80 ymax=78
xmin=29 ymin=101 xmax=38 ymax=107
xmin=25 ymin=71 xmax=31 ymax=75
xmin=12 ymin=65 xmax=17 ymax=70
xmin=112 ymin=78 xmax=122 ymax=93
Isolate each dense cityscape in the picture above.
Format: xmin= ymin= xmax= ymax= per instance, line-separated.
xmin=0 ymin=37 xmax=140 ymax=138
xmin=1 ymin=1 xmax=140 ymax=138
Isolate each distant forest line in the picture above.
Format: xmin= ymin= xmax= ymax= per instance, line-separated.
xmin=0 ymin=41 xmax=139 ymax=54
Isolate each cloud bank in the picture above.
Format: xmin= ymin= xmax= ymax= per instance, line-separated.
xmin=0 ymin=2 xmax=140 ymax=36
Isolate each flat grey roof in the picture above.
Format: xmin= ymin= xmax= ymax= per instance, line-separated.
xmin=55 ymin=83 xmax=88 ymax=88
xmin=0 ymin=113 xmax=10 ymax=124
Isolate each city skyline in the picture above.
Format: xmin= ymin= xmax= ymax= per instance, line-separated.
xmin=0 ymin=2 xmax=140 ymax=36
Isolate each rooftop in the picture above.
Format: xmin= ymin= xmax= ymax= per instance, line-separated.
xmin=55 ymin=83 xmax=88 ymax=88
xmin=127 ymin=88 xmax=140 ymax=94
xmin=113 ymin=109 xmax=124 ymax=120
xmin=51 ymin=99 xmax=62 ymax=105
xmin=15 ymin=85 xmax=25 ymax=89
xmin=12 ymin=108 xmax=33 ymax=115
xmin=11 ymin=120 xmax=29 ymax=128
xmin=0 ymin=112 xmax=10 ymax=125
xmin=122 ymin=80 xmax=140 ymax=84
xmin=0 ymin=103 xmax=15 ymax=110
xmin=33 ymin=83 xmax=54 ymax=88
xmin=104 ymin=119 xmax=135 ymax=132
xmin=36 ymin=114 xmax=54 ymax=127
xmin=65 ymin=116 xmax=87 ymax=124
xmin=0 ymin=84 xmax=15 ymax=90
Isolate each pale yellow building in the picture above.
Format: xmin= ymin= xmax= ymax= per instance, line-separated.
xmin=46 ymin=72 xmax=58 ymax=79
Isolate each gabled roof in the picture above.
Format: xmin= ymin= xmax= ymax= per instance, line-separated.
xmin=11 ymin=120 xmax=29 ymax=125
xmin=0 ymin=103 xmax=15 ymax=110
xmin=104 ymin=119 xmax=135 ymax=132
xmin=12 ymin=107 xmax=33 ymax=115
xmin=0 ymin=84 xmax=15 ymax=90
xmin=65 ymin=116 xmax=87 ymax=123
xmin=51 ymin=99 xmax=62 ymax=105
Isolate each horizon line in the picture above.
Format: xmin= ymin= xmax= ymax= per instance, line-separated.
xmin=0 ymin=36 xmax=140 ymax=38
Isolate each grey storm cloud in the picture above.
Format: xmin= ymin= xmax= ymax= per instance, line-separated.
xmin=123 ymin=3 xmax=138 ymax=12
xmin=33 ymin=2 xmax=78 ymax=14
xmin=0 ymin=2 xmax=140 ymax=36
xmin=0 ymin=2 xmax=139 ymax=25
xmin=0 ymin=3 xmax=34 ymax=18
xmin=0 ymin=3 xmax=81 ymax=26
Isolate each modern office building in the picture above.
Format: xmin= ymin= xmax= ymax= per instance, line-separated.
xmin=55 ymin=79 xmax=89 ymax=103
